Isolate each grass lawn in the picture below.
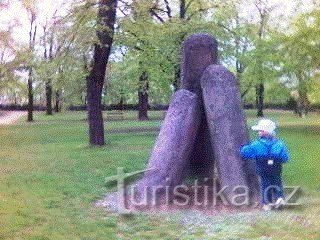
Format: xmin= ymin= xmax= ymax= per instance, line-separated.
xmin=0 ymin=110 xmax=319 ymax=239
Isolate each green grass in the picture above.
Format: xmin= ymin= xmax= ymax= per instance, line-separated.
xmin=18 ymin=111 xmax=162 ymax=131
xmin=1 ymin=110 xmax=320 ymax=239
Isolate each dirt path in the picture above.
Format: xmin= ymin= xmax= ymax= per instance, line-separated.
xmin=0 ymin=111 xmax=27 ymax=125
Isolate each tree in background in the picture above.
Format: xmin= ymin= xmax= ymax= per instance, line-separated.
xmin=42 ymin=23 xmax=54 ymax=115
xmin=278 ymin=3 xmax=320 ymax=117
xmin=22 ymin=0 xmax=38 ymax=121
xmin=1 ymin=0 xmax=320 ymax=122
xmin=87 ymin=0 xmax=118 ymax=146
xmin=116 ymin=0 xmax=223 ymax=120
xmin=39 ymin=7 xmax=66 ymax=115
xmin=0 ymin=1 xmax=33 ymax=106
xmin=0 ymin=25 xmax=16 ymax=96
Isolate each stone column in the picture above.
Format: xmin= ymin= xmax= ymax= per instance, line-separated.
xmin=181 ymin=33 xmax=219 ymax=180
xmin=137 ymin=89 xmax=201 ymax=195
xmin=201 ymin=64 xmax=260 ymax=204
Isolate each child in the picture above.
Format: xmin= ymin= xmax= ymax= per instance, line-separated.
xmin=240 ymin=119 xmax=289 ymax=211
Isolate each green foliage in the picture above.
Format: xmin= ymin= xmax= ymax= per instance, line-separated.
xmin=110 ymin=0 xmax=301 ymax=106
xmin=0 ymin=27 xmax=28 ymax=102
xmin=1 ymin=0 xmax=320 ymax=106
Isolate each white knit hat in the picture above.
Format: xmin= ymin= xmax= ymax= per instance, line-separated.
xmin=251 ymin=119 xmax=277 ymax=135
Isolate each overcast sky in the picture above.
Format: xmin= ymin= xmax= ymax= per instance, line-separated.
xmin=1 ymin=0 xmax=68 ymax=45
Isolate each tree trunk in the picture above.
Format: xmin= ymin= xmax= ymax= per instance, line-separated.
xmin=201 ymin=64 xmax=260 ymax=204
xmin=46 ymin=80 xmax=53 ymax=115
xmin=170 ymin=0 xmax=186 ymax=93
xmin=27 ymin=13 xmax=37 ymax=122
xmin=87 ymin=77 xmax=105 ymax=145
xmin=118 ymin=95 xmax=124 ymax=111
xmin=138 ymin=71 xmax=149 ymax=121
xmin=27 ymin=68 xmax=33 ymax=122
xmin=256 ymin=83 xmax=264 ymax=117
xmin=297 ymin=89 xmax=309 ymax=118
xmin=43 ymin=25 xmax=53 ymax=116
xmin=87 ymin=0 xmax=118 ymax=146
xmin=173 ymin=64 xmax=180 ymax=92
xmin=296 ymin=76 xmax=309 ymax=118
xmin=179 ymin=0 xmax=186 ymax=19
xmin=55 ymin=90 xmax=61 ymax=113
xmin=255 ymin=6 xmax=267 ymax=118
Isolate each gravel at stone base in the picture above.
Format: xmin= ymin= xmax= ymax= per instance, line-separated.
xmin=171 ymin=210 xmax=267 ymax=239
xmin=95 ymin=191 xmax=271 ymax=239
xmin=95 ymin=192 xmax=119 ymax=212
xmin=96 ymin=191 xmax=315 ymax=239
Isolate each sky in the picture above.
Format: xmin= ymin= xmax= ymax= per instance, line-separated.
xmin=0 ymin=0 xmax=68 ymax=45
xmin=0 ymin=0 xmax=315 ymax=47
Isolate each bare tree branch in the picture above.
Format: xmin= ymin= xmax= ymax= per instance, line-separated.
xmin=149 ymin=8 xmax=165 ymax=23
xmin=163 ymin=0 xmax=172 ymax=18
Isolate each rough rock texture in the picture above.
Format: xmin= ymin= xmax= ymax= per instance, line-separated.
xmin=137 ymin=89 xmax=201 ymax=193
xmin=181 ymin=33 xmax=219 ymax=95
xmin=181 ymin=33 xmax=218 ymax=179
xmin=201 ymin=64 xmax=260 ymax=203
xmin=126 ymin=34 xmax=260 ymax=210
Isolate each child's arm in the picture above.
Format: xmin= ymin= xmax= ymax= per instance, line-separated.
xmin=272 ymin=140 xmax=290 ymax=163
xmin=240 ymin=141 xmax=258 ymax=160
xmin=279 ymin=142 xmax=289 ymax=163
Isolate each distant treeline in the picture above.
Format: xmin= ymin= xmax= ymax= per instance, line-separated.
xmin=0 ymin=104 xmax=168 ymax=111
xmin=2 ymin=102 xmax=320 ymax=112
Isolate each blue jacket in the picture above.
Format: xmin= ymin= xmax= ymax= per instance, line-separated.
xmin=240 ymin=137 xmax=289 ymax=175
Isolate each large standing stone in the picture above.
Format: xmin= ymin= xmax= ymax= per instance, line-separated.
xmin=137 ymin=89 xmax=201 ymax=194
xmin=201 ymin=64 xmax=260 ymax=204
xmin=181 ymin=33 xmax=218 ymax=180
xmin=181 ymin=33 xmax=218 ymax=95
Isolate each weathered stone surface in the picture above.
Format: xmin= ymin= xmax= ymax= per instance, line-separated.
xmin=201 ymin=64 xmax=260 ymax=203
xmin=137 ymin=89 xmax=201 ymax=192
xmin=181 ymin=33 xmax=218 ymax=95
xmin=181 ymin=33 xmax=218 ymax=180
xmin=131 ymin=34 xmax=259 ymax=209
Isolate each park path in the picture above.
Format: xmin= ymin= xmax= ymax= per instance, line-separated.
xmin=0 ymin=111 xmax=27 ymax=125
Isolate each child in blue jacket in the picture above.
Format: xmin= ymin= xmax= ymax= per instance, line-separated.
xmin=240 ymin=119 xmax=289 ymax=211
